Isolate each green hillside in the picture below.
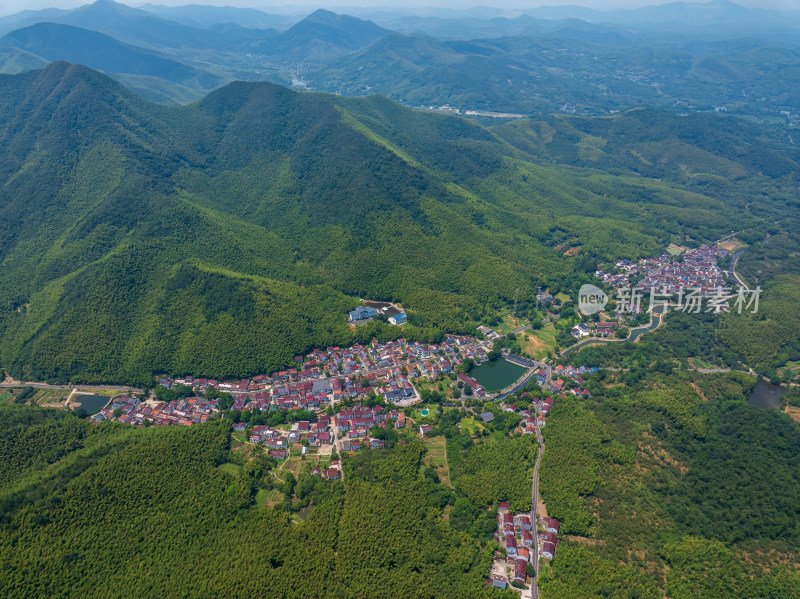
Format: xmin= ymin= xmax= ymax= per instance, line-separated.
xmin=0 ymin=405 xmax=506 ymax=598
xmin=0 ymin=22 xmax=225 ymax=90
xmin=309 ymin=33 xmax=800 ymax=119
xmin=0 ymin=62 xmax=795 ymax=385
xmin=538 ymin=373 xmax=800 ymax=598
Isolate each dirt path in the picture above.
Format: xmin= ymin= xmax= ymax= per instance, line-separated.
xmin=785 ymin=405 xmax=800 ymax=424
xmin=690 ymin=382 xmax=709 ymax=402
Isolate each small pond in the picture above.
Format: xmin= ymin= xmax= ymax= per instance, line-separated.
xmin=73 ymin=394 xmax=108 ymax=414
xmin=748 ymin=380 xmax=786 ymax=410
xmin=470 ymin=359 xmax=527 ymax=392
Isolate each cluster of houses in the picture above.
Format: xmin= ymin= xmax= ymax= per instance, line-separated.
xmin=492 ymin=503 xmax=534 ymax=588
xmin=595 ymin=245 xmax=729 ymax=299
xmin=157 ymin=335 xmax=491 ymax=409
xmin=539 ymin=517 xmax=561 ymax=560
xmin=268 ymin=379 xmax=331 ymax=411
xmin=90 ymin=395 xmax=219 ymax=427
xmin=527 ymin=365 xmax=597 ymax=393
xmin=236 ymin=416 xmax=337 ymax=457
xmin=637 ymin=245 xmax=728 ymax=296
xmin=335 ymin=405 xmax=403 ymax=439
xmin=333 ymin=368 xmax=415 ymax=403
xmin=516 ymin=365 xmax=596 ymax=432
xmin=585 ymin=244 xmax=731 ymax=334
xmin=489 ymin=505 xmax=562 ymax=590
xmin=312 ymin=459 xmax=342 ymax=480
xmin=240 ymin=424 xmax=290 ymax=459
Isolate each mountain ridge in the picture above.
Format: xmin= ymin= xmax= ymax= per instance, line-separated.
xmin=0 ymin=62 xmax=795 ymax=385
xmin=0 ymin=22 xmax=224 ymax=90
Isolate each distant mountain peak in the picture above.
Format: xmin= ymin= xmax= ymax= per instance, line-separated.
xmin=256 ymin=7 xmax=391 ymax=63
xmin=305 ymin=8 xmax=339 ymax=23
xmin=80 ymin=0 xmax=137 ymax=14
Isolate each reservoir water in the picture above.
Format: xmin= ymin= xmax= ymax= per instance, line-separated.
xmin=748 ymin=380 xmax=786 ymax=410
xmin=74 ymin=394 xmax=109 ymax=413
xmin=470 ymin=359 xmax=527 ymax=392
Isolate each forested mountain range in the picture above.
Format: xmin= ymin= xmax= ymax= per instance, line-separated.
xmin=311 ymin=33 xmax=800 ymax=117
xmin=0 ymin=62 xmax=796 ymax=385
xmin=1 ymin=0 xmax=800 ymax=120
xmin=0 ymin=22 xmax=226 ymax=103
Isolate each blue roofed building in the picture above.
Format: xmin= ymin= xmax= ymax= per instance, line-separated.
xmin=349 ymin=306 xmax=378 ymax=322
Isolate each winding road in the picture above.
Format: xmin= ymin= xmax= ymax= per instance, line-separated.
xmin=557 ymin=304 xmax=668 ymax=359
xmin=527 ymin=364 xmax=551 ymax=599
xmin=730 ymin=248 xmax=749 ymax=292
xmin=529 ymin=401 xmax=545 ymax=599
xmin=0 ymin=380 xmax=141 ymax=393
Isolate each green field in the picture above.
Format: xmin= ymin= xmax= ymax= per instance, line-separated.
xmin=689 ymin=356 xmax=722 ymax=370
xmin=32 ymin=388 xmax=70 ymax=404
xmin=666 ymin=243 xmax=685 ymax=256
xmin=459 ymin=416 xmax=487 ymax=436
xmin=519 ymin=322 xmax=558 ymax=359
xmin=424 ymin=436 xmax=452 ymax=488
xmin=494 ymin=310 xmax=529 ymax=334
xmin=217 ymin=462 xmax=243 ymax=477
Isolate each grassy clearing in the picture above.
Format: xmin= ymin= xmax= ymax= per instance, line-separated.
xmin=33 ymin=388 xmax=70 ymax=404
xmin=76 ymin=388 xmax=122 ymax=396
xmin=295 ymin=505 xmax=314 ymax=522
xmin=424 ymin=436 xmax=452 ymax=488
xmin=718 ymin=238 xmax=746 ymax=252
xmin=262 ymin=488 xmax=284 ymax=508
xmin=217 ymin=462 xmax=243 ymax=477
xmin=494 ymin=310 xmax=530 ymax=334
xmin=666 ymin=243 xmax=686 ymax=256
xmin=415 ymin=378 xmax=457 ymax=399
xmin=519 ymin=322 xmax=558 ymax=359
xmin=459 ymin=417 xmax=487 ymax=436
xmin=254 ymin=488 xmax=270 ymax=508
xmin=555 ymin=292 xmax=572 ymax=304
xmin=689 ymin=356 xmax=721 ymax=370
xmin=283 ymin=456 xmax=305 ymax=476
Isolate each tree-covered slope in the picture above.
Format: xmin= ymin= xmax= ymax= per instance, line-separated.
xmin=0 ymin=22 xmax=224 ymax=90
xmin=309 ymin=32 xmax=800 ymax=119
xmin=538 ymin=372 xmax=800 ymax=598
xmin=0 ymin=405 xmax=505 ymax=598
xmin=0 ymin=62 xmax=795 ymax=385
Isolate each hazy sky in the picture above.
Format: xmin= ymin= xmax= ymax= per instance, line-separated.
xmin=2 ymin=0 xmax=799 ymax=18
